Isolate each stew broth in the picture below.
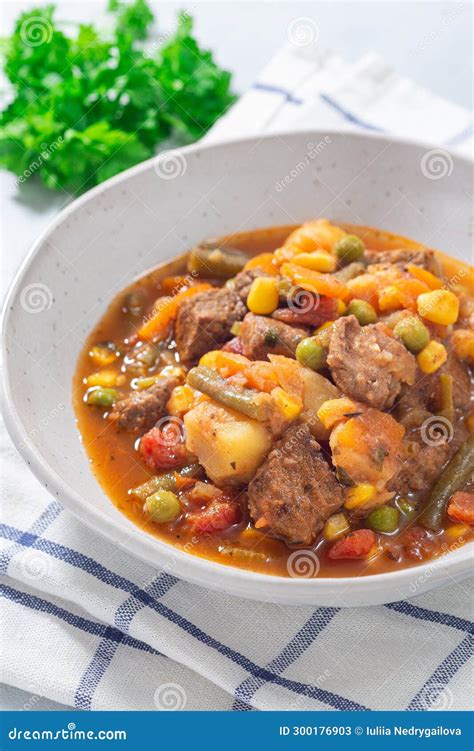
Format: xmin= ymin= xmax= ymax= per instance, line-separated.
xmin=73 ymin=223 xmax=474 ymax=577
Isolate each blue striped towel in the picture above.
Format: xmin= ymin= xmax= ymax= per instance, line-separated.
xmin=1 ymin=42 xmax=473 ymax=711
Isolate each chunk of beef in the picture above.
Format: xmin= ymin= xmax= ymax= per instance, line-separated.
xmin=327 ymin=315 xmax=416 ymax=409
xmin=364 ymin=247 xmax=437 ymax=272
xmin=248 ymin=423 xmax=343 ymax=545
xmin=109 ymin=376 xmax=179 ymax=434
xmin=239 ymin=313 xmax=306 ymax=361
xmin=389 ymin=434 xmax=451 ymax=495
xmin=396 ymin=351 xmax=472 ymax=422
xmin=175 ymin=288 xmax=246 ymax=365
xmin=228 ymin=269 xmax=269 ymax=303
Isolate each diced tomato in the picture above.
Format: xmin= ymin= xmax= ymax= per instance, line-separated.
xmin=221 ymin=337 xmax=244 ymax=354
xmin=187 ymin=500 xmax=241 ymax=534
xmin=447 ymin=492 xmax=474 ymax=526
xmin=273 ymin=294 xmax=338 ymax=327
xmin=399 ymin=525 xmax=435 ymax=561
xmin=328 ymin=529 xmax=375 ymax=560
xmin=139 ymin=425 xmax=188 ymax=471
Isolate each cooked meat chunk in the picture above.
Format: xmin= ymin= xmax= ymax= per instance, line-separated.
xmin=397 ymin=351 xmax=472 ymax=421
xmin=109 ymin=376 xmax=179 ymax=434
xmin=248 ymin=423 xmax=343 ymax=545
xmin=327 ymin=315 xmax=416 ymax=409
xmin=175 ymin=288 xmax=246 ymax=365
xmin=239 ymin=313 xmax=306 ymax=361
xmin=434 ymin=352 xmax=472 ymax=411
xmin=364 ymin=248 xmax=437 ymax=271
xmin=228 ymin=269 xmax=269 ymax=302
xmin=389 ymin=435 xmax=451 ymax=495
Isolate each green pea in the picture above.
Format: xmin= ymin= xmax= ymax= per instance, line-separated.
xmin=334 ymin=235 xmax=366 ymax=265
xmin=367 ymin=505 xmax=399 ymax=533
xmin=86 ymin=387 xmax=118 ymax=407
xmin=144 ymin=489 xmax=182 ymax=523
xmin=393 ymin=316 xmax=430 ymax=354
xmin=346 ymin=299 xmax=378 ymax=326
xmin=296 ymin=337 xmax=327 ymax=371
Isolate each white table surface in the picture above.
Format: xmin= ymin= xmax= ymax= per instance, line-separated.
xmin=1 ymin=0 xmax=472 ymax=711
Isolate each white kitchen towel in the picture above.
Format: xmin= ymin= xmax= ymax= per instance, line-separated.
xmin=1 ymin=42 xmax=473 ymax=712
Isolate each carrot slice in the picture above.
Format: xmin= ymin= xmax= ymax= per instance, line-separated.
xmin=138 ymin=283 xmax=213 ymax=340
xmin=281 ymin=263 xmax=348 ymax=300
xmin=243 ymin=252 xmax=278 ymax=275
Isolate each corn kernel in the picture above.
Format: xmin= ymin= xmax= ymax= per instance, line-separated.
xmin=247 ymin=277 xmax=279 ymax=315
xmin=166 ymin=384 xmax=195 ymax=416
xmin=89 ymin=344 xmax=116 ymax=367
xmin=271 ymin=387 xmax=303 ymax=420
xmin=345 ymin=483 xmax=377 ymax=510
xmin=451 ymin=329 xmax=474 ymax=365
xmin=292 ymin=251 xmax=336 ymax=273
xmin=337 ymin=299 xmax=347 ymax=315
xmin=317 ymin=398 xmax=359 ymax=430
xmin=417 ymin=290 xmax=459 ymax=325
xmin=86 ymin=369 xmax=118 ymax=388
xmin=417 ymin=340 xmax=448 ymax=374
xmin=445 ymin=524 xmax=470 ymax=539
xmin=323 ymin=513 xmax=350 ymax=542
xmin=378 ymin=285 xmax=403 ymax=312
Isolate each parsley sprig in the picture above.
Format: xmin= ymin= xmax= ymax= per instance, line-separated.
xmin=0 ymin=0 xmax=236 ymax=194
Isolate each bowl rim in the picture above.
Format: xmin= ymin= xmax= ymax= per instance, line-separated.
xmin=3 ymin=128 xmax=473 ymax=603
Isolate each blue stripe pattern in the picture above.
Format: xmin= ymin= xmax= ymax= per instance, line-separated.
xmin=75 ymin=574 xmax=177 ymax=710
xmin=0 ymin=501 xmax=62 ymax=574
xmin=1 ymin=583 xmax=157 ymax=654
xmin=407 ymin=634 xmax=474 ymax=710
xmin=252 ymin=82 xmax=303 ymax=105
xmin=233 ymin=607 xmax=338 ymax=708
xmin=319 ymin=93 xmax=384 ymax=132
xmin=1 ymin=519 xmax=472 ymax=711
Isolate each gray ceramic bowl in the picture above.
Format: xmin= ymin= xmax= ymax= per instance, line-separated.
xmin=3 ymin=130 xmax=473 ymax=606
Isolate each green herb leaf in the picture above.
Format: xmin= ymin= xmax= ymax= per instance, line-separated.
xmin=1 ymin=1 xmax=236 ymax=194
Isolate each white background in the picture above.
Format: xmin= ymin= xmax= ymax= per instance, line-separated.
xmin=1 ymin=0 xmax=472 ymax=710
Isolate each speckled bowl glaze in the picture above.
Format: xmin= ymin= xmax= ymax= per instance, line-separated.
xmin=3 ymin=130 xmax=473 ymax=606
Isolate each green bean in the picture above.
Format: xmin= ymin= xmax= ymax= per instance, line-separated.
xmin=187 ymin=245 xmax=247 ymax=279
xmin=438 ymin=373 xmax=454 ymax=423
xmin=130 ymin=464 xmax=202 ymax=501
xmin=187 ymin=366 xmax=272 ymax=421
xmin=421 ymin=434 xmax=474 ymax=531
xmin=123 ymin=289 xmax=146 ymax=318
xmin=86 ymin=387 xmax=118 ymax=407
